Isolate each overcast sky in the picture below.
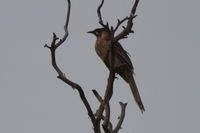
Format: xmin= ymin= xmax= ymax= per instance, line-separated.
xmin=0 ymin=0 xmax=200 ymax=133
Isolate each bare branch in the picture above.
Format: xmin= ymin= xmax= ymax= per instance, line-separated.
xmin=92 ymin=90 xmax=103 ymax=102
xmin=112 ymin=102 xmax=128 ymax=133
xmin=92 ymin=90 xmax=113 ymax=132
xmin=97 ymin=0 xmax=104 ymax=25
xmin=95 ymin=69 xmax=115 ymax=119
xmin=97 ymin=0 xmax=109 ymax=29
xmin=114 ymin=0 xmax=140 ymax=42
xmin=55 ymin=0 xmax=71 ymax=48
xmin=45 ymin=1 xmax=99 ymax=132
xmin=113 ymin=17 xmax=129 ymax=33
xmin=103 ymin=102 xmax=111 ymax=129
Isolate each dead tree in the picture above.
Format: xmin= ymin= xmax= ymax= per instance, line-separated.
xmin=45 ymin=0 xmax=141 ymax=133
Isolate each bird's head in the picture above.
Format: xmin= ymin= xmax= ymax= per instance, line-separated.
xmin=87 ymin=28 xmax=110 ymax=38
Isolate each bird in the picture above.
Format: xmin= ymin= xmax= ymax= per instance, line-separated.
xmin=88 ymin=28 xmax=145 ymax=112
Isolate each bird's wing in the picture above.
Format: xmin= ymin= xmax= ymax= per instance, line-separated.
xmin=114 ymin=42 xmax=134 ymax=70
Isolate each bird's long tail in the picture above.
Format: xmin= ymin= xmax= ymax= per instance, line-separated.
xmin=128 ymin=75 xmax=145 ymax=113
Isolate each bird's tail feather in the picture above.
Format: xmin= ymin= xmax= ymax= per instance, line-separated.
xmin=129 ymin=76 xmax=145 ymax=113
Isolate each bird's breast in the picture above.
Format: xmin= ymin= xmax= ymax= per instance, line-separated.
xmin=95 ymin=39 xmax=110 ymax=61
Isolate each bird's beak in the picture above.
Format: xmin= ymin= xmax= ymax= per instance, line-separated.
xmin=87 ymin=30 xmax=95 ymax=34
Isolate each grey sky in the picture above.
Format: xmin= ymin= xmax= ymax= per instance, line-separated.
xmin=0 ymin=0 xmax=200 ymax=133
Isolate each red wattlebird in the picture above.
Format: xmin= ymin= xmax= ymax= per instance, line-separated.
xmin=88 ymin=28 xmax=145 ymax=112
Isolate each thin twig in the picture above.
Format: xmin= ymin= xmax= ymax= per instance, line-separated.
xmin=55 ymin=0 xmax=71 ymax=48
xmin=112 ymin=102 xmax=127 ymax=133
xmin=97 ymin=0 xmax=109 ymax=28
xmin=97 ymin=0 xmax=104 ymax=26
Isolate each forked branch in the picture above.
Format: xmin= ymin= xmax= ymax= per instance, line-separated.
xmin=93 ymin=90 xmax=128 ymax=133
xmin=45 ymin=0 xmax=99 ymax=132
xmin=113 ymin=102 xmax=127 ymax=133
xmin=114 ymin=0 xmax=140 ymax=41
xmin=113 ymin=17 xmax=129 ymax=33
xmin=92 ymin=90 xmax=112 ymax=132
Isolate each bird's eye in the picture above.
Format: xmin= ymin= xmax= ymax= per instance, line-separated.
xmin=95 ymin=31 xmax=99 ymax=36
